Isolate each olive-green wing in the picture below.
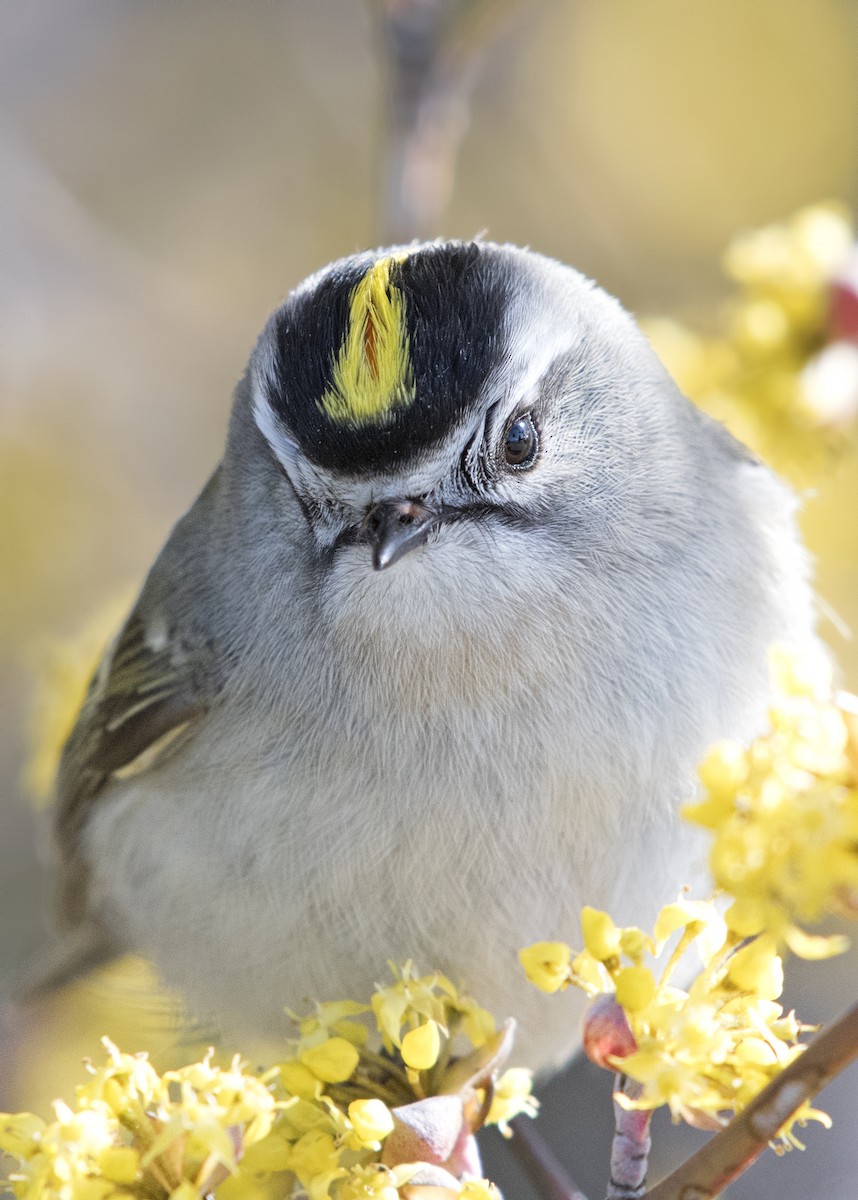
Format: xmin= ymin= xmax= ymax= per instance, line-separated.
xmin=55 ymin=607 xmax=217 ymax=919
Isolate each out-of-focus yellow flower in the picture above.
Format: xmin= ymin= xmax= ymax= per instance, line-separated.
xmin=644 ymin=203 xmax=857 ymax=481
xmin=0 ymin=1042 xmax=287 ymax=1200
xmin=0 ymin=1114 xmax=45 ymax=1161
xmin=299 ymin=1039 xmax=360 ymax=1085
xmin=517 ymin=941 xmax=571 ymax=992
xmin=685 ymin=646 xmax=858 ymax=955
xmin=485 ymin=1068 xmax=539 ymax=1137
xmin=337 ymin=1163 xmax=417 ymax=1200
xmin=279 ymin=1062 xmax=322 ymax=1100
xmin=77 ymin=1038 xmax=164 ymax=1115
xmin=2 ymin=966 xmax=521 ymax=1200
xmin=725 ymin=937 xmax=784 ymax=1000
xmin=24 ymin=591 xmax=133 ymax=804
xmin=288 ymin=1129 xmax=340 ymax=1189
xmin=288 ymin=1000 xmax=370 ymax=1048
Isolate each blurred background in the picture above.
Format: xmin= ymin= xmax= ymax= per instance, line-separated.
xmin=2 ymin=1 xmax=858 ymax=1197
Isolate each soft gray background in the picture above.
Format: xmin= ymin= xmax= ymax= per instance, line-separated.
xmin=2 ymin=2 xmax=857 ymax=1197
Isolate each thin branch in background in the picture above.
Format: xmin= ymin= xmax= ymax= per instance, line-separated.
xmin=509 ymin=1114 xmax=592 ymax=1200
xmin=607 ymin=1077 xmax=652 ymax=1200
xmin=371 ymin=0 xmax=530 ymax=242
xmin=643 ymin=999 xmax=858 ymax=1200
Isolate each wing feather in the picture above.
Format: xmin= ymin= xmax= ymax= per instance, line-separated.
xmin=55 ymin=607 xmax=218 ymax=921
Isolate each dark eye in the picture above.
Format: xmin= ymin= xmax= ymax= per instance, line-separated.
xmin=503 ymin=414 xmax=539 ymax=469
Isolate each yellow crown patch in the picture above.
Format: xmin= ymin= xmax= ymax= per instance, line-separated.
xmin=319 ymin=255 xmax=416 ymax=427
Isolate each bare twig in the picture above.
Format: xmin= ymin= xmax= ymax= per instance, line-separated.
xmin=509 ymin=1114 xmax=592 ymax=1200
xmin=371 ymin=0 xmax=528 ymax=241
xmin=607 ymin=1077 xmax=652 ymax=1200
xmin=643 ymin=999 xmax=858 ymax=1200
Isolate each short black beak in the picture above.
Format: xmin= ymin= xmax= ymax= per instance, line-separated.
xmin=364 ymin=498 xmax=439 ymax=571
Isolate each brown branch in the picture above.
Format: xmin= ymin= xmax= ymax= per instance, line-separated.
xmin=644 ymin=999 xmax=858 ymax=1200
xmin=371 ymin=0 xmax=530 ymax=242
xmin=509 ymin=1114 xmax=591 ymax=1200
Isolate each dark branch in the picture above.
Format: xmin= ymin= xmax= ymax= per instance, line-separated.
xmin=509 ymin=1114 xmax=592 ymax=1200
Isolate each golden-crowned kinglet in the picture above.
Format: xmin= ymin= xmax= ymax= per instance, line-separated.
xmin=44 ymin=242 xmax=815 ymax=1070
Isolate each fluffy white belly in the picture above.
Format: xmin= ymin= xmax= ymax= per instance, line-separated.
xmin=85 ymin=698 xmax=707 ymax=1071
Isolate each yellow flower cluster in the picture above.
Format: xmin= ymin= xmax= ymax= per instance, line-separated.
xmin=521 ymin=646 xmax=858 ymax=1145
xmin=686 ymin=646 xmax=858 ymax=955
xmin=0 ymin=1041 xmax=284 ymax=1200
xmin=1 ymin=966 xmax=532 ymax=1200
xmin=643 ymin=203 xmax=857 ymax=480
xmin=521 ymin=902 xmax=827 ymax=1146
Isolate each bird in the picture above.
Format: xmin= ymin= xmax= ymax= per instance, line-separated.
xmin=40 ymin=240 xmax=817 ymax=1072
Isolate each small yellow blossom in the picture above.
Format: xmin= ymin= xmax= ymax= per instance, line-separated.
xmin=97 ymin=1146 xmax=139 ymax=1184
xmin=338 ymin=1163 xmax=418 ymax=1200
xmin=0 ymin=1113 xmax=46 ymax=1160
xmin=280 ymin=1061 xmax=323 ymax=1099
xmin=686 ymin=647 xmax=858 ymax=953
xmin=485 ymin=1068 xmax=538 ymax=1137
xmin=518 ymin=941 xmax=571 ymax=993
xmin=289 ymin=1000 xmax=371 ymax=1048
xmin=299 ymin=1038 xmax=361 ymax=1085
xmin=618 ymin=926 xmax=652 ymax=962
xmin=288 ymin=1129 xmax=341 ymax=1188
xmin=725 ymin=938 xmax=784 ymax=1000
xmin=448 ymin=994 xmax=495 ymax=1048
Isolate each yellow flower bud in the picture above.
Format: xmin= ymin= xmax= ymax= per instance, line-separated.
xmin=401 ymin=1020 xmax=441 ymax=1070
xmin=519 ymin=942 xmax=571 ymax=992
xmin=280 ymin=1061 xmax=322 ymax=1098
xmin=97 ymin=1146 xmax=140 ymax=1184
xmin=727 ymin=938 xmax=784 ymax=1000
xmin=581 ymin=907 xmax=621 ymax=962
xmin=697 ymin=740 xmax=747 ymax=797
xmin=288 ymin=1129 xmax=340 ymax=1186
xmin=614 ymin=967 xmax=657 ymax=1013
xmin=348 ymin=1099 xmax=394 ymax=1146
xmin=299 ymin=1037 xmax=360 ymax=1083
xmin=0 ymin=1112 xmax=45 ymax=1159
xmin=733 ymin=1038 xmax=778 ymax=1067
xmin=239 ymin=1132 xmax=294 ymax=1173
xmin=725 ymin=897 xmax=767 ymax=939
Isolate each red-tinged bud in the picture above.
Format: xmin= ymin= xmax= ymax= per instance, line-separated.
xmin=581 ymin=994 xmax=638 ymax=1070
xmin=829 ymin=247 xmax=858 ymax=343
